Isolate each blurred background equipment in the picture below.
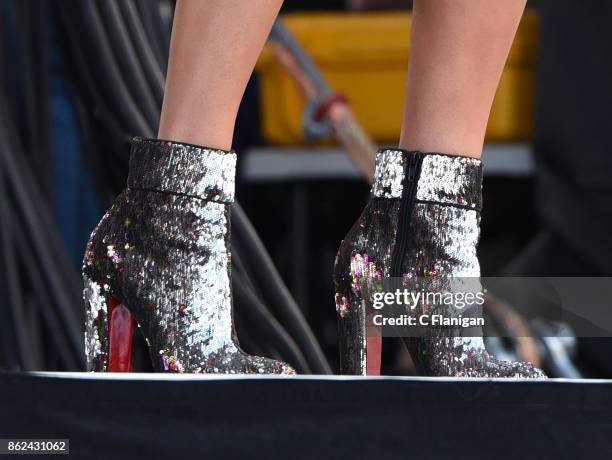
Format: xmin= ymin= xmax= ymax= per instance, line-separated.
xmin=258 ymin=11 xmax=537 ymax=145
xmin=0 ymin=0 xmax=608 ymax=377
xmin=267 ymin=20 xmax=376 ymax=179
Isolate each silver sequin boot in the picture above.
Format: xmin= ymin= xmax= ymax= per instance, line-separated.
xmin=83 ymin=138 xmax=295 ymax=374
xmin=334 ymin=149 xmax=545 ymax=378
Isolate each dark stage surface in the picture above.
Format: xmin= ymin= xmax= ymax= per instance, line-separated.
xmin=1 ymin=373 xmax=611 ymax=459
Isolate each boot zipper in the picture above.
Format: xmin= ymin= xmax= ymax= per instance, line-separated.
xmin=390 ymin=151 xmax=424 ymax=278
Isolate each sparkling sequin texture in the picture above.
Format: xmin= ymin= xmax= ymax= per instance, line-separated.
xmin=370 ymin=150 xmax=406 ymax=199
xmin=416 ymin=154 xmax=483 ymax=209
xmin=128 ymin=137 xmax=236 ymax=202
xmin=334 ymin=149 xmax=545 ymax=378
xmin=83 ymin=138 xmax=295 ymax=375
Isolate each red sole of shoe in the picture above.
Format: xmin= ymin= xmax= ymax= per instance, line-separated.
xmin=366 ymin=336 xmax=382 ymax=375
xmin=365 ymin=312 xmax=382 ymax=376
xmin=108 ymin=295 xmax=134 ymax=372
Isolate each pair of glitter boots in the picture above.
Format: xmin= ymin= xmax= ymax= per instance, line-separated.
xmin=83 ymin=138 xmax=544 ymax=378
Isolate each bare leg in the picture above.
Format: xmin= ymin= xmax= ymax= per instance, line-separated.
xmin=400 ymin=0 xmax=527 ymax=158
xmin=158 ymin=0 xmax=283 ymax=150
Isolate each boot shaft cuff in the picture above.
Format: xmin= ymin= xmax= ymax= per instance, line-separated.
xmin=371 ymin=149 xmax=483 ymax=210
xmin=127 ymin=138 xmax=237 ymax=203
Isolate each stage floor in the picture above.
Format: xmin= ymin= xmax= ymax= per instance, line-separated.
xmin=2 ymin=372 xmax=610 ymax=459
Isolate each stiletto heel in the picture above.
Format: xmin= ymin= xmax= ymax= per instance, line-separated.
xmin=334 ymin=256 xmax=383 ymax=375
xmin=335 ymin=149 xmax=545 ymax=378
xmin=107 ymin=296 xmax=134 ymax=372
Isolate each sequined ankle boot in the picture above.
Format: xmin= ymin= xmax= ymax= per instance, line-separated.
xmin=334 ymin=149 xmax=545 ymax=378
xmin=83 ymin=138 xmax=295 ymax=374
